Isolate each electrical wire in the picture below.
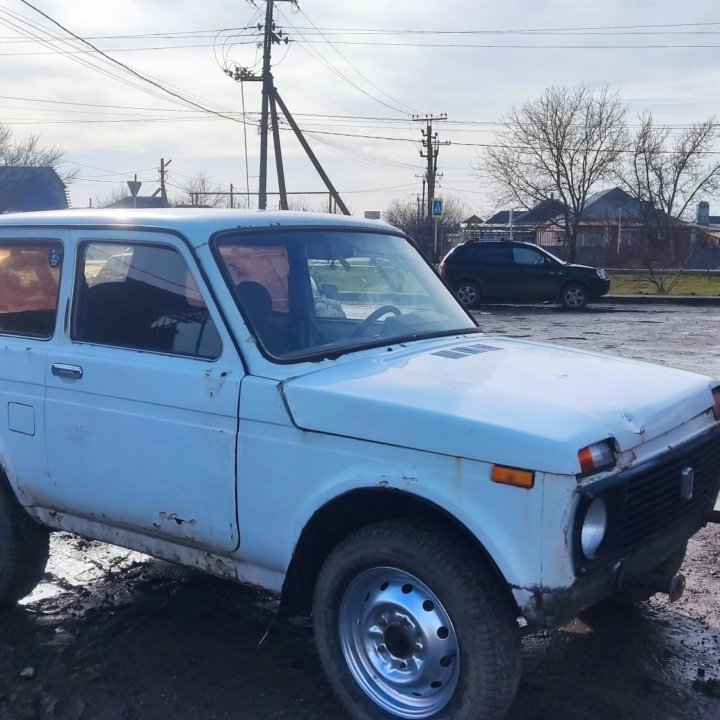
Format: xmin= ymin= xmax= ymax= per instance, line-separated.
xmin=294 ymin=6 xmax=418 ymax=113
xmin=275 ymin=10 xmax=411 ymax=116
xmin=240 ymin=80 xmax=252 ymax=208
xmin=15 ymin=2 xmax=245 ymax=123
xmin=4 ymin=20 xmax=720 ymax=43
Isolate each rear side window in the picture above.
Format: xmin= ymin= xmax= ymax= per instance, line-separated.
xmin=73 ymin=242 xmax=222 ymax=359
xmin=467 ymin=245 xmax=513 ymax=264
xmin=0 ymin=241 xmax=62 ymax=338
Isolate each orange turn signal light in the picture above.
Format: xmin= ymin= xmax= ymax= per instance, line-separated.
xmin=491 ymin=465 xmax=535 ymax=489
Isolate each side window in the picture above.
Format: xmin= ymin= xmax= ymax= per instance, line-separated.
xmin=468 ymin=245 xmax=512 ymax=264
xmin=73 ymin=242 xmax=222 ymax=359
xmin=512 ymin=247 xmax=545 ymax=265
xmin=0 ymin=241 xmax=62 ymax=338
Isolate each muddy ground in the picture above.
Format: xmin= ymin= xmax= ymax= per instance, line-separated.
xmin=2 ymin=303 xmax=720 ymax=720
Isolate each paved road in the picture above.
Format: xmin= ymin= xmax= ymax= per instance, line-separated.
xmin=473 ymin=302 xmax=720 ymax=378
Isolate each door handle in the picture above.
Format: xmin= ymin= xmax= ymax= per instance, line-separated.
xmin=51 ymin=363 xmax=83 ymax=380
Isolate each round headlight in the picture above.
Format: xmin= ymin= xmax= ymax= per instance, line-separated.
xmin=581 ymin=497 xmax=608 ymax=560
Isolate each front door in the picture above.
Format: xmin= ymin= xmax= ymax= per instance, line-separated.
xmin=509 ymin=246 xmax=559 ymax=300
xmin=43 ymin=233 xmax=242 ymax=553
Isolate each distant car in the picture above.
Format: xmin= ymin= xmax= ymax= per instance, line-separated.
xmin=439 ymin=240 xmax=610 ymax=310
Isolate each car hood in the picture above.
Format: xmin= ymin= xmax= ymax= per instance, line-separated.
xmin=565 ymin=263 xmax=597 ymax=272
xmin=281 ymin=337 xmax=717 ymax=474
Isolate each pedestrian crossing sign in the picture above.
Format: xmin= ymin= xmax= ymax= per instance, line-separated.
xmin=432 ymin=197 xmax=444 ymax=219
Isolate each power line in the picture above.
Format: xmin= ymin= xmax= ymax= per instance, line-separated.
xmin=0 ymin=9 xmax=193 ymax=109
xmin=289 ymin=39 xmax=720 ymax=49
xmin=16 ymin=1 xmax=244 ymax=123
xmin=0 ymin=25 xmax=257 ymax=42
xmin=0 ymin=40 xmax=258 ymax=56
xmin=0 ymin=95 xmax=708 ymax=133
xmin=293 ymin=5 xmax=418 ymax=113
xmin=276 ymin=12 xmax=410 ymax=116
xmin=3 ymin=20 xmax=720 ymax=43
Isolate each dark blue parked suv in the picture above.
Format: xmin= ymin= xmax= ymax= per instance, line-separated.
xmin=439 ymin=240 xmax=611 ymax=310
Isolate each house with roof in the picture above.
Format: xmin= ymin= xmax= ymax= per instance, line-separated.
xmin=477 ymin=188 xmax=711 ymax=266
xmin=470 ymin=200 xmax=566 ymax=243
xmin=105 ymin=195 xmax=169 ymax=209
xmin=535 ymin=188 xmax=650 ymax=257
xmin=692 ymin=201 xmax=720 ymax=268
xmin=0 ymin=167 xmax=69 ymax=213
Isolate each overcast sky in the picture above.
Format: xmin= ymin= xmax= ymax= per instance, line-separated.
xmin=3 ymin=0 xmax=720 ymax=217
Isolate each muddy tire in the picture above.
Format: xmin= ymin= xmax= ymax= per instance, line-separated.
xmin=0 ymin=478 xmax=50 ymax=607
xmin=560 ymin=282 xmax=589 ymax=310
xmin=312 ymin=521 xmax=521 ymax=720
xmin=454 ymin=281 xmax=481 ymax=309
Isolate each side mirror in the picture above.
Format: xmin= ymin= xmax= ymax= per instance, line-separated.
xmin=320 ymin=282 xmax=340 ymax=299
xmin=543 ymin=257 xmax=553 ymax=266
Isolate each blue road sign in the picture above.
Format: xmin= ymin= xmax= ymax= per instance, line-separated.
xmin=432 ymin=197 xmax=444 ymax=219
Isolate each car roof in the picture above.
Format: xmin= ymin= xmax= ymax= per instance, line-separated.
xmin=464 ymin=239 xmax=538 ymax=249
xmin=0 ymin=208 xmax=398 ymax=249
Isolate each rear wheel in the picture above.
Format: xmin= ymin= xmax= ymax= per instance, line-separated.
xmin=0 ymin=478 xmax=49 ymax=607
xmin=454 ymin=281 xmax=480 ymax=309
xmin=560 ymin=282 xmax=589 ymax=310
xmin=313 ymin=521 xmax=521 ymax=720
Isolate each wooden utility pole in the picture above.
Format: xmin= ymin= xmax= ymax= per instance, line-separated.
xmin=412 ymin=114 xmax=448 ymax=258
xmin=225 ymin=0 xmax=350 ymax=214
xmin=412 ymin=114 xmax=448 ymax=221
xmin=159 ymin=158 xmax=171 ymax=205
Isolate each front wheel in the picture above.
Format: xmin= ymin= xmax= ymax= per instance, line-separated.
xmin=560 ymin=282 xmax=589 ymax=310
xmin=313 ymin=521 xmax=521 ymax=720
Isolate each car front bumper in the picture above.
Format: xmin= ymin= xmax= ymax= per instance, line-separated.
xmin=523 ymin=422 xmax=720 ymax=627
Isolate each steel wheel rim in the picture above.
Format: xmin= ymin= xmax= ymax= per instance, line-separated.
xmin=457 ymin=285 xmax=477 ymax=306
xmin=338 ymin=567 xmax=460 ymax=719
xmin=564 ymin=287 xmax=585 ymax=307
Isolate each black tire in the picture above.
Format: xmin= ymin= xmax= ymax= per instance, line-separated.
xmin=454 ymin=281 xmax=481 ymax=310
xmin=313 ymin=521 xmax=521 ymax=720
xmin=560 ymin=282 xmax=589 ymax=310
xmin=0 ymin=477 xmax=50 ymax=607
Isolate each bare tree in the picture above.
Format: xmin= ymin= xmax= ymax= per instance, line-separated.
xmin=385 ymin=194 xmax=469 ymax=259
xmin=619 ymin=113 xmax=720 ymax=291
xmin=385 ymin=194 xmax=468 ymax=236
xmin=0 ymin=123 xmax=78 ymax=183
xmin=172 ymin=173 xmax=248 ymax=209
xmin=92 ymin=185 xmax=130 ymax=208
xmin=478 ymin=85 xmax=628 ymax=261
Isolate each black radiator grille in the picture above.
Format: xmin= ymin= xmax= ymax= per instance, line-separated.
xmin=621 ymin=432 xmax=720 ymax=551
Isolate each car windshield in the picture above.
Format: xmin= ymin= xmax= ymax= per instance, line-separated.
xmin=215 ymin=229 xmax=477 ymax=360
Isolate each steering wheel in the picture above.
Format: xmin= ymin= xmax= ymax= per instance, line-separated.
xmin=351 ymin=305 xmax=402 ymax=337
